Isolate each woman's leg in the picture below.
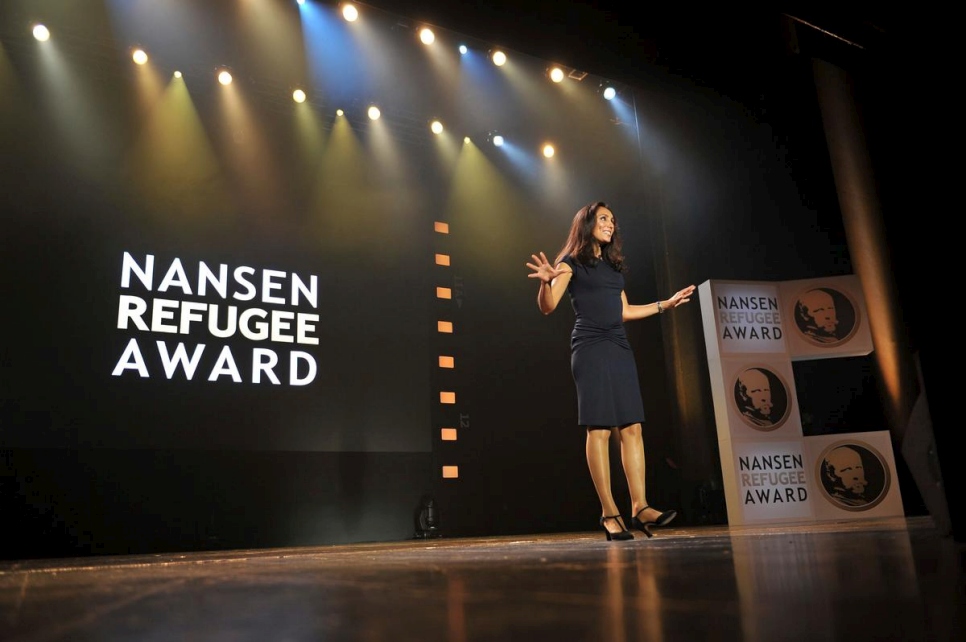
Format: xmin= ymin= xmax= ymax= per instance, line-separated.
xmin=620 ymin=423 xmax=677 ymax=524
xmin=618 ymin=423 xmax=674 ymax=526
xmin=616 ymin=423 xmax=650 ymax=517
xmin=585 ymin=427 xmax=624 ymax=533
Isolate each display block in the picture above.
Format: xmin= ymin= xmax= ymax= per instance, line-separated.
xmin=781 ymin=275 xmax=873 ymax=360
xmin=804 ymin=431 xmax=904 ymax=520
xmin=700 ymin=277 xmax=902 ymax=527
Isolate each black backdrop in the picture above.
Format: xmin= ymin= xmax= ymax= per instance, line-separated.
xmin=2 ymin=1 xmax=942 ymax=558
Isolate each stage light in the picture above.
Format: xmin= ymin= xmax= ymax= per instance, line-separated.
xmin=430 ymin=120 xmax=443 ymax=134
xmin=132 ymin=49 xmax=148 ymax=65
xmin=336 ymin=108 xmax=344 ymax=116
xmin=297 ymin=0 xmax=306 ymax=4
xmin=463 ymin=136 xmax=470 ymax=144
xmin=549 ymin=67 xmax=564 ymax=83
xmin=485 ymin=130 xmax=504 ymax=147
xmin=173 ymin=71 xmax=182 ymax=79
xmin=459 ymin=44 xmax=467 ymax=54
xmin=218 ymin=69 xmax=232 ymax=85
xmin=367 ymin=105 xmax=380 ymax=120
xmin=491 ymin=50 xmax=506 ymax=66
xmin=293 ymin=89 xmax=306 ymax=103
xmin=542 ymin=144 xmax=555 ymax=158
xmin=342 ymin=3 xmax=358 ymax=21
xmin=419 ymin=28 xmax=435 ymax=45
xmin=32 ymin=24 xmax=50 ymax=41
xmin=603 ymin=86 xmax=616 ymax=100
xmin=413 ymin=494 xmax=441 ymax=539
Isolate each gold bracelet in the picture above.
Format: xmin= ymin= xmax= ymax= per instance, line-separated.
xmin=657 ymin=300 xmax=664 ymax=314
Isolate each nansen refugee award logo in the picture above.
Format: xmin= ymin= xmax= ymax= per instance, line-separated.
xmin=816 ymin=441 xmax=890 ymax=511
xmin=112 ymin=252 xmax=320 ymax=386
xmin=792 ymin=286 xmax=859 ymax=348
xmin=714 ymin=284 xmax=785 ymax=354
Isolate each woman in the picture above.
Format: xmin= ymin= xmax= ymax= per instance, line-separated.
xmin=526 ymin=201 xmax=695 ymax=541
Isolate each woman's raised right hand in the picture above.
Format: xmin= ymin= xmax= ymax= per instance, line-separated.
xmin=526 ymin=252 xmax=565 ymax=284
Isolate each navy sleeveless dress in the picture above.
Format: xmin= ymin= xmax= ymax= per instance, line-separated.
xmin=561 ymin=255 xmax=646 ymax=427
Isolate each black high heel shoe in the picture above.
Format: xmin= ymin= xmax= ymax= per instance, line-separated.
xmin=600 ymin=515 xmax=634 ymax=541
xmin=630 ymin=506 xmax=677 ymax=538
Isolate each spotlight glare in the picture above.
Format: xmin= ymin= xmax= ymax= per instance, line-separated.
xmin=336 ymin=108 xmax=344 ymax=116
xmin=174 ymin=71 xmax=182 ymax=79
xmin=218 ymin=70 xmax=232 ymax=85
xmin=132 ymin=49 xmax=148 ymax=65
xmin=297 ymin=0 xmax=306 ymax=5
xmin=419 ymin=28 xmax=435 ymax=45
xmin=342 ymin=3 xmax=358 ymax=21
xmin=463 ymin=136 xmax=470 ymax=144
xmin=549 ymin=67 xmax=564 ymax=83
xmin=293 ymin=89 xmax=306 ymax=103
xmin=542 ymin=144 xmax=555 ymax=158
xmin=459 ymin=44 xmax=467 ymax=54
xmin=603 ymin=86 xmax=616 ymax=100
xmin=32 ymin=24 xmax=50 ymax=41
xmin=491 ymin=50 xmax=506 ymax=66
xmin=492 ymin=135 xmax=504 ymax=147
xmin=430 ymin=120 xmax=443 ymax=134
xmin=367 ymin=105 xmax=380 ymax=120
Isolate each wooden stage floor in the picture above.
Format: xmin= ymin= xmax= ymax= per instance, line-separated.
xmin=1 ymin=516 xmax=963 ymax=641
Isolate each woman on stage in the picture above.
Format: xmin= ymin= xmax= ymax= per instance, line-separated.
xmin=527 ymin=201 xmax=695 ymax=541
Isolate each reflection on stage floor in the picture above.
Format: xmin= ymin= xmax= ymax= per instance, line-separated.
xmin=0 ymin=516 xmax=962 ymax=641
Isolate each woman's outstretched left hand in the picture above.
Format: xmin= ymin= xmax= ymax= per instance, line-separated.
xmin=666 ymin=284 xmax=697 ymax=309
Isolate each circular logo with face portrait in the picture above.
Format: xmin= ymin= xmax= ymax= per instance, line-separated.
xmin=732 ymin=366 xmax=791 ymax=432
xmin=816 ymin=441 xmax=890 ymax=511
xmin=792 ymin=287 xmax=859 ymax=347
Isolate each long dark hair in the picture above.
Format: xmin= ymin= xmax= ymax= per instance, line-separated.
xmin=554 ymin=201 xmax=626 ymax=272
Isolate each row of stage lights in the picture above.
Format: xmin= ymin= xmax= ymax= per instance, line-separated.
xmin=27 ymin=2 xmax=620 ymax=99
xmin=26 ymin=1 xmax=617 ymax=155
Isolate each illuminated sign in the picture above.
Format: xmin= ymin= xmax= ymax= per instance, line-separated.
xmin=112 ymin=252 xmax=320 ymax=385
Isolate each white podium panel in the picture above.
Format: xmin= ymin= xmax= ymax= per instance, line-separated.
xmin=699 ymin=280 xmax=788 ymax=359
xmin=718 ymin=357 xmax=802 ymax=442
xmin=804 ymin=431 xmax=904 ymax=520
xmin=781 ymin=275 xmax=873 ymax=360
xmin=724 ymin=440 xmax=815 ymax=525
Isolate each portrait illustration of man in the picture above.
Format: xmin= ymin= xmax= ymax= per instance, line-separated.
xmin=821 ymin=445 xmax=869 ymax=507
xmin=795 ymin=288 xmax=842 ymax=344
xmin=735 ymin=367 xmax=774 ymax=427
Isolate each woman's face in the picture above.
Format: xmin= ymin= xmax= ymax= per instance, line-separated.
xmin=591 ymin=206 xmax=615 ymax=246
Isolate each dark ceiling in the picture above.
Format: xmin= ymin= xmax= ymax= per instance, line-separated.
xmin=359 ymin=1 xmax=904 ymax=88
